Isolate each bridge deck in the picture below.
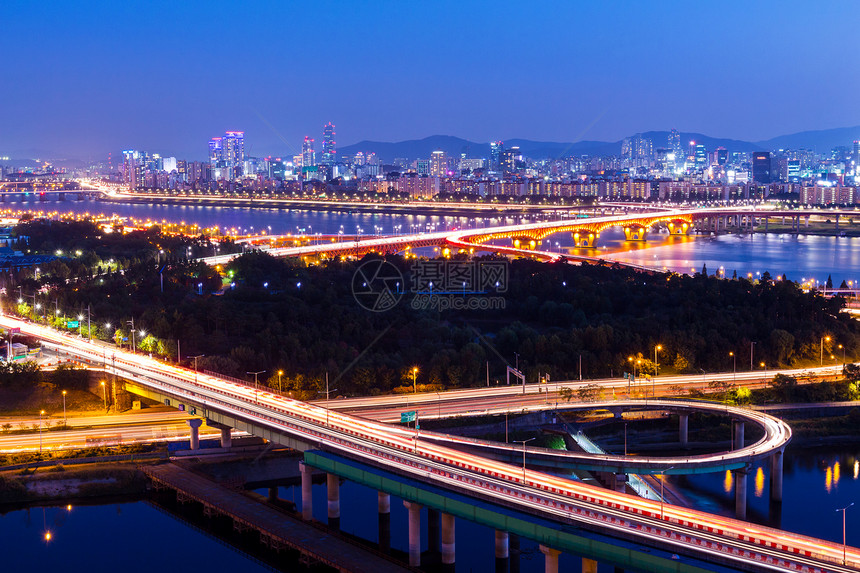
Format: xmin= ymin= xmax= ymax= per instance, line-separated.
xmin=143 ymin=462 xmax=412 ymax=573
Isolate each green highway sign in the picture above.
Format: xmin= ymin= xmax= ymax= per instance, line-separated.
xmin=400 ymin=410 xmax=417 ymax=423
xmin=66 ymin=320 xmax=79 ymax=328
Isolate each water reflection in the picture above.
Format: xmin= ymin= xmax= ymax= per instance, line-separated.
xmin=754 ymin=467 xmax=765 ymax=498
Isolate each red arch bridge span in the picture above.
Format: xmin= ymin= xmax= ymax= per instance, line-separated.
xmin=198 ymin=207 xmax=851 ymax=266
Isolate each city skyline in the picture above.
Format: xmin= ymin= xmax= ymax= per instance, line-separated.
xmin=3 ymin=1 xmax=860 ymax=159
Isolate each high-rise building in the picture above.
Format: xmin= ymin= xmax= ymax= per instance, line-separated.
xmin=752 ymin=152 xmax=772 ymax=183
xmin=208 ymin=138 xmax=223 ymax=166
xmin=222 ymin=131 xmax=245 ymax=174
xmin=695 ymin=144 xmax=707 ymax=168
xmin=321 ymin=123 xmax=336 ymax=165
xmin=490 ymin=141 xmax=503 ymax=171
xmin=122 ymin=150 xmax=146 ymax=190
xmin=669 ymin=129 xmax=681 ymax=159
xmin=430 ymin=150 xmax=447 ymax=177
xmin=302 ymin=136 xmax=315 ymax=167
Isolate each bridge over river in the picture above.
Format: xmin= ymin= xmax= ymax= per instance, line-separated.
xmin=3 ymin=313 xmax=858 ymax=573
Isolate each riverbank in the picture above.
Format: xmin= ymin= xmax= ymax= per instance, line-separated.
xmin=0 ymin=460 xmax=152 ymax=506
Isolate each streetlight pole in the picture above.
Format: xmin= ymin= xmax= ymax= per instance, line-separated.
xmin=247 ymin=370 xmax=265 ymax=403
xmin=62 ymin=390 xmax=66 ymax=427
xmin=277 ymin=370 xmax=283 ymax=393
xmin=821 ymin=336 xmax=831 ymax=366
xmin=514 ymin=437 xmax=536 ymax=482
xmin=100 ymin=381 xmax=107 ymax=412
xmin=190 ymin=354 xmax=204 ymax=385
xmin=836 ymin=502 xmax=854 ymax=566
xmin=653 ymin=344 xmax=661 ymax=398
xmin=659 ymin=466 xmax=675 ymax=519
xmin=750 ymin=341 xmax=756 ymax=371
xmin=729 ymin=351 xmax=736 ymax=384
xmin=412 ymin=367 xmax=418 ymax=394
xmin=39 ymin=410 xmax=44 ymax=454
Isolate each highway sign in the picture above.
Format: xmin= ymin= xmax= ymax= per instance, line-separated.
xmin=66 ymin=320 xmax=79 ymax=328
xmin=400 ymin=410 xmax=416 ymax=423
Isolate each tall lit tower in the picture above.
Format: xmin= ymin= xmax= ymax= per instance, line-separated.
xmin=321 ymin=123 xmax=336 ymax=165
xmin=222 ymin=132 xmax=245 ymax=171
xmin=430 ymin=150 xmax=447 ymax=177
xmin=302 ymin=136 xmax=315 ymax=167
xmin=208 ymin=137 xmax=223 ymax=167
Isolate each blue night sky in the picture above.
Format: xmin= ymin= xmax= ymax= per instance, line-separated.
xmin=2 ymin=0 xmax=859 ymax=160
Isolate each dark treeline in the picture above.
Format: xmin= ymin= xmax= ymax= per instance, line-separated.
xmin=20 ymin=243 xmax=859 ymax=398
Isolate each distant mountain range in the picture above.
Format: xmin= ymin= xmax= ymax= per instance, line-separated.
xmin=340 ymin=126 xmax=860 ymax=163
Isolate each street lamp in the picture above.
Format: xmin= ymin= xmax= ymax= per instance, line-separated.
xmin=277 ymin=370 xmax=284 ymax=393
xmin=729 ymin=351 xmax=736 ymax=384
xmin=821 ymin=335 xmax=831 ymax=366
xmin=247 ymin=370 xmax=265 ymax=403
xmin=838 ymin=344 xmax=846 ymax=369
xmin=514 ymin=437 xmax=536 ymax=482
xmin=653 ymin=344 xmax=662 ymax=398
xmin=760 ymin=361 xmax=766 ymax=381
xmin=62 ymin=390 xmax=67 ymax=426
xmin=189 ymin=354 xmax=204 ymax=385
xmin=39 ymin=410 xmax=45 ymax=454
xmin=100 ymin=381 xmax=107 ymax=411
xmin=412 ymin=367 xmax=419 ymax=393
xmin=837 ymin=502 xmax=854 ymax=566
xmin=659 ymin=466 xmax=675 ymax=519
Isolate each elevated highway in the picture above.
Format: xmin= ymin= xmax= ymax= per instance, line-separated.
xmin=3 ymin=314 xmax=858 ymax=572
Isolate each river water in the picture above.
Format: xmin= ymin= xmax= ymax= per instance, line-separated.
xmin=4 ymin=195 xmax=860 ymax=285
xmin=1 ymin=446 xmax=857 ymax=572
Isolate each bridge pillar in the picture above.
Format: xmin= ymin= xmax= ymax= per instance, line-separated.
xmin=268 ymin=487 xmax=278 ymax=502
xmin=771 ymin=448 xmax=784 ymax=502
xmin=441 ymin=512 xmax=455 ymax=565
xmin=733 ymin=420 xmax=744 ymax=450
xmin=300 ymin=462 xmax=313 ymax=521
xmin=428 ymin=508 xmax=440 ymax=553
xmin=623 ymin=226 xmax=647 ymax=241
xmin=734 ymin=468 xmax=748 ymax=520
xmin=186 ymin=418 xmax=202 ymax=450
xmin=679 ymin=414 xmax=689 ymax=448
xmin=378 ymin=492 xmax=391 ymax=553
xmin=539 ymin=545 xmax=560 ymax=573
xmin=495 ymin=530 xmax=509 ymax=573
xmin=404 ymin=500 xmax=423 ymax=567
xmin=326 ymin=473 xmax=340 ymax=527
xmin=220 ymin=426 xmax=232 ymax=448
xmin=582 ymin=557 xmax=598 ymax=573
xmin=571 ymin=231 xmax=597 ymax=248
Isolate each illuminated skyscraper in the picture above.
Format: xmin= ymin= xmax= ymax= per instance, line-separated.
xmin=208 ymin=138 xmax=223 ymax=166
xmin=430 ymin=150 xmax=447 ymax=176
xmin=752 ymin=152 xmax=772 ymax=183
xmin=669 ymin=129 xmax=681 ymax=159
xmin=222 ymin=131 xmax=245 ymax=173
xmin=302 ymin=136 xmax=315 ymax=167
xmin=490 ymin=141 xmax=503 ymax=171
xmin=321 ymin=123 xmax=336 ymax=165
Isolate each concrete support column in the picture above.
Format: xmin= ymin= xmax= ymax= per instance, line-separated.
xmin=495 ymin=530 xmax=510 ymax=573
xmin=300 ymin=462 xmax=313 ymax=521
xmin=378 ymin=491 xmax=390 ymax=514
xmin=679 ymin=414 xmax=689 ymax=448
xmin=186 ymin=418 xmax=202 ymax=450
xmin=378 ymin=491 xmax=391 ymax=554
xmin=268 ymin=486 xmax=278 ymax=502
xmin=734 ymin=468 xmax=748 ymax=520
xmin=583 ymin=557 xmax=598 ymax=573
xmin=733 ymin=420 xmax=745 ymax=450
xmin=404 ymin=500 xmax=423 ymax=567
xmin=428 ymin=508 xmax=440 ymax=554
xmin=771 ymin=448 xmax=784 ymax=502
xmin=539 ymin=545 xmax=560 ymax=573
xmin=220 ymin=426 xmax=232 ymax=448
xmin=440 ymin=512 xmax=455 ymax=565
xmin=495 ymin=530 xmax=509 ymax=558
xmin=510 ymin=533 xmax=521 ymax=573
xmin=327 ymin=473 xmax=340 ymax=527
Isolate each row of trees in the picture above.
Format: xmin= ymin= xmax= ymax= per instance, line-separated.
xmin=8 ymin=241 xmax=858 ymax=398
